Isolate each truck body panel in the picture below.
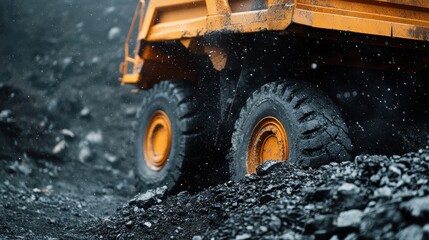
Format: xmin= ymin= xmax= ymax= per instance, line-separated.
xmin=139 ymin=0 xmax=429 ymax=42
xmin=120 ymin=0 xmax=429 ymax=87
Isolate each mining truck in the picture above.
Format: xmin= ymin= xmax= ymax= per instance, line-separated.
xmin=119 ymin=0 xmax=429 ymax=192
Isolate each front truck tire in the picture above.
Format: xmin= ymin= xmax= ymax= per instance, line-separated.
xmin=134 ymin=81 xmax=206 ymax=193
xmin=229 ymin=80 xmax=353 ymax=180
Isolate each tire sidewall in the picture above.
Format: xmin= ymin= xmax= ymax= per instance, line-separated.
xmin=231 ymin=96 xmax=300 ymax=180
xmin=135 ymin=92 xmax=183 ymax=189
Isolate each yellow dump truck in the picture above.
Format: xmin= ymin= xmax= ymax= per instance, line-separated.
xmin=120 ymin=0 xmax=429 ymax=192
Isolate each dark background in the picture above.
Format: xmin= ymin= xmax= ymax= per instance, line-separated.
xmin=0 ymin=1 xmax=144 ymax=237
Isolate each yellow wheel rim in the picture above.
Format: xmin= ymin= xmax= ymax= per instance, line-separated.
xmin=247 ymin=116 xmax=289 ymax=174
xmin=144 ymin=110 xmax=172 ymax=171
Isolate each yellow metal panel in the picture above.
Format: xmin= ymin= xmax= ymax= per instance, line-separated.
xmin=373 ymin=0 xmax=429 ymax=9
xmin=229 ymin=11 xmax=269 ymax=30
xmin=229 ymin=0 xmax=256 ymax=12
xmin=293 ymin=9 xmax=392 ymax=37
xmin=139 ymin=0 xmax=207 ymax=40
xmin=206 ymin=15 xmax=230 ymax=32
xmin=267 ymin=2 xmax=294 ymax=30
xmin=296 ymin=0 xmax=429 ymax=25
xmin=393 ymin=24 xmax=429 ymax=40
xmin=206 ymin=0 xmax=231 ymax=15
xmin=122 ymin=74 xmax=140 ymax=84
xmin=155 ymin=2 xmax=208 ymax=24
xmin=293 ymin=0 xmax=429 ymax=41
xmin=147 ymin=17 xmax=207 ymax=41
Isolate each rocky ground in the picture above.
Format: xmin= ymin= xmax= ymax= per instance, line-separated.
xmin=1 ymin=0 xmax=140 ymax=238
xmin=1 ymin=1 xmax=429 ymax=239
xmin=93 ymin=151 xmax=429 ymax=240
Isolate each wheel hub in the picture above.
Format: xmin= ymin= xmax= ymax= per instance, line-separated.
xmin=144 ymin=110 xmax=172 ymax=171
xmin=247 ymin=116 xmax=288 ymax=174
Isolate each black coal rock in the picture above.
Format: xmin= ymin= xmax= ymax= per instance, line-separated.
xmin=395 ymin=225 xmax=424 ymax=240
xmin=401 ymin=196 xmax=429 ymax=220
xmin=93 ymin=149 xmax=429 ymax=240
xmin=359 ymin=206 xmax=403 ymax=239
xmin=256 ymin=160 xmax=282 ymax=176
xmin=336 ymin=209 xmax=363 ymax=228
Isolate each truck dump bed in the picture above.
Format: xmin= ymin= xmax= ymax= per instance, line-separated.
xmin=140 ymin=0 xmax=429 ymax=42
xmin=121 ymin=0 xmax=429 ymax=85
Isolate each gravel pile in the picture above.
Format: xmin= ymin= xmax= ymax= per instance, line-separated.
xmin=94 ymin=148 xmax=429 ymax=239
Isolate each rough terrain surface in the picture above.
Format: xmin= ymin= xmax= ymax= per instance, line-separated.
xmin=1 ymin=1 xmax=429 ymax=240
xmin=94 ymin=151 xmax=429 ymax=240
xmin=1 ymin=0 xmax=140 ymax=238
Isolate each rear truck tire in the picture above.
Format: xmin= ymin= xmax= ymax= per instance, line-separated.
xmin=134 ymin=81 xmax=205 ymax=193
xmin=229 ymin=80 xmax=353 ymax=180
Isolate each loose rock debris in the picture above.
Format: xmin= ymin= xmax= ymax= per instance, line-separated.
xmin=94 ymin=149 xmax=429 ymax=239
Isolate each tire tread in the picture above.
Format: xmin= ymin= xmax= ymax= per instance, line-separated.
xmin=230 ymin=80 xmax=352 ymax=175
